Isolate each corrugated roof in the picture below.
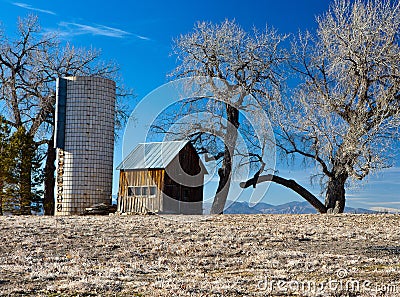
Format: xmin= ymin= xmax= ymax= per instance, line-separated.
xmin=116 ymin=140 xmax=191 ymax=170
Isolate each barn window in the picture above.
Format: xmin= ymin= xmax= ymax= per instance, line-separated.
xmin=134 ymin=187 xmax=141 ymax=196
xmin=127 ymin=186 xmax=157 ymax=197
xmin=149 ymin=186 xmax=156 ymax=196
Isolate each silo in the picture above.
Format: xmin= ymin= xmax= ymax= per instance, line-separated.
xmin=54 ymin=76 xmax=116 ymax=215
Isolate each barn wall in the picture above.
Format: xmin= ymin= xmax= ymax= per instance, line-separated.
xmin=162 ymin=143 xmax=204 ymax=214
xmin=162 ymin=175 xmax=203 ymax=214
xmin=118 ymin=169 xmax=164 ymax=213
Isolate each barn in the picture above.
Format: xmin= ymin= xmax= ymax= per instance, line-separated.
xmin=116 ymin=140 xmax=207 ymax=214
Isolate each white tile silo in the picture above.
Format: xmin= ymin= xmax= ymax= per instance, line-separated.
xmin=54 ymin=76 xmax=115 ymax=215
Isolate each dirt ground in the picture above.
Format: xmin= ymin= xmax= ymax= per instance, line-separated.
xmin=0 ymin=214 xmax=399 ymax=296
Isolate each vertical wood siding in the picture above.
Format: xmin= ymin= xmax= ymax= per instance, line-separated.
xmin=118 ymin=169 xmax=164 ymax=213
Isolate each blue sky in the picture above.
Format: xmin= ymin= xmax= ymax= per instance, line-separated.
xmin=1 ymin=0 xmax=399 ymax=212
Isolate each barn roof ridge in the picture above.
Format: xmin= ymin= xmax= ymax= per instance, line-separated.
xmin=137 ymin=139 xmax=189 ymax=145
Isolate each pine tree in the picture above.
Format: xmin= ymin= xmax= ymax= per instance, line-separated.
xmin=0 ymin=117 xmax=15 ymax=214
xmin=0 ymin=121 xmax=43 ymax=215
xmin=6 ymin=128 xmax=43 ymax=214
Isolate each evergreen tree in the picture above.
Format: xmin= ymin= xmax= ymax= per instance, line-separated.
xmin=0 ymin=117 xmax=15 ymax=214
xmin=0 ymin=118 xmax=9 ymax=214
xmin=6 ymin=128 xmax=43 ymax=214
xmin=0 ymin=120 xmax=43 ymax=215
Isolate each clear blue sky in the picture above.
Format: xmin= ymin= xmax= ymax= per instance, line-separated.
xmin=1 ymin=0 xmax=399 ymax=212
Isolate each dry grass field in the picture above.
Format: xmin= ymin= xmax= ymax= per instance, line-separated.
xmin=0 ymin=214 xmax=399 ymax=296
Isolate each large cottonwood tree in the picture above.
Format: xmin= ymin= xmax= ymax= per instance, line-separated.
xmin=242 ymin=0 xmax=400 ymax=213
xmin=158 ymin=20 xmax=285 ymax=214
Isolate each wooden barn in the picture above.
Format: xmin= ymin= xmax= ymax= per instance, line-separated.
xmin=116 ymin=140 xmax=207 ymax=214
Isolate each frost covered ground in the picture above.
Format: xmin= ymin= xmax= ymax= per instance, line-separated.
xmin=0 ymin=214 xmax=399 ymax=296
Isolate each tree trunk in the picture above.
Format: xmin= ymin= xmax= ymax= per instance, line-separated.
xmin=0 ymin=180 xmax=3 ymax=215
xmin=324 ymin=174 xmax=347 ymax=213
xmin=210 ymin=104 xmax=239 ymax=214
xmin=43 ymin=139 xmax=56 ymax=215
xmin=211 ymin=159 xmax=233 ymax=214
xmin=19 ymin=147 xmax=32 ymax=215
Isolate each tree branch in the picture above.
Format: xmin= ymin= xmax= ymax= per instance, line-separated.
xmin=240 ymin=174 xmax=327 ymax=213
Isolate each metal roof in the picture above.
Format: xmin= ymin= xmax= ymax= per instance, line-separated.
xmin=116 ymin=140 xmax=192 ymax=170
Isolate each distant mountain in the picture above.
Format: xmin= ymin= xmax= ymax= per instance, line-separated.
xmin=203 ymin=201 xmax=376 ymax=214
xmin=225 ymin=201 xmax=318 ymax=214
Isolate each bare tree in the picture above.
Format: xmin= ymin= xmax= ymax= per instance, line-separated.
xmin=153 ymin=20 xmax=286 ymax=214
xmin=0 ymin=15 xmax=131 ymax=214
xmin=242 ymin=0 xmax=400 ymax=213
